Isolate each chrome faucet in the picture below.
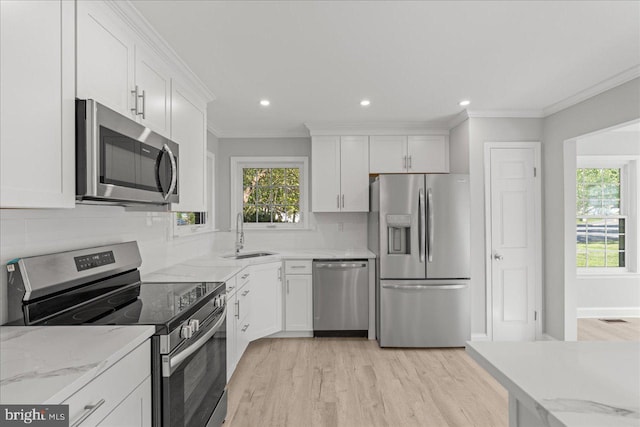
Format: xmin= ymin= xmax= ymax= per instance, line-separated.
xmin=235 ymin=212 xmax=244 ymax=255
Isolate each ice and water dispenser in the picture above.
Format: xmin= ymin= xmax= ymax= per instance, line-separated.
xmin=386 ymin=214 xmax=412 ymax=254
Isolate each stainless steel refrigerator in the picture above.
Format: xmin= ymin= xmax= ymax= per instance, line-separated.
xmin=368 ymin=174 xmax=471 ymax=347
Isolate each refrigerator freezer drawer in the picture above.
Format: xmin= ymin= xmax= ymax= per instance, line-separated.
xmin=378 ymin=280 xmax=470 ymax=347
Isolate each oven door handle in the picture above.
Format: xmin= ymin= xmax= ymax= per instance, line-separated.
xmin=163 ymin=306 xmax=226 ymax=377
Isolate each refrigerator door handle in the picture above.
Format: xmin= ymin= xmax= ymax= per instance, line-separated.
xmin=419 ymin=188 xmax=426 ymax=263
xmin=427 ymin=188 xmax=434 ymax=262
xmin=382 ymin=283 xmax=467 ymax=290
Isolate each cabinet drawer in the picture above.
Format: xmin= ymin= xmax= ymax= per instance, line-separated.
xmin=237 ymin=269 xmax=251 ymax=289
xmin=64 ymin=341 xmax=150 ymax=426
xmin=237 ymin=284 xmax=252 ymax=324
xmin=225 ymin=275 xmax=238 ymax=296
xmin=285 ymin=260 xmax=312 ymax=275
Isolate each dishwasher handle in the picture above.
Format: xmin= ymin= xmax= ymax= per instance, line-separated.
xmin=314 ymin=262 xmax=368 ymax=269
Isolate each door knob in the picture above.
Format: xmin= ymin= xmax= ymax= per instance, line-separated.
xmin=493 ymin=253 xmax=504 ymax=261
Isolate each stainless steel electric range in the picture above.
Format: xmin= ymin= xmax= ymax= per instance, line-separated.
xmin=5 ymin=241 xmax=227 ymax=427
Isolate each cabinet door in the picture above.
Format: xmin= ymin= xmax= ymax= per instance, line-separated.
xmin=170 ymin=81 xmax=207 ymax=212
xmin=369 ymin=136 xmax=407 ymax=173
xmin=77 ymin=0 xmax=135 ymax=118
xmin=135 ymin=43 xmax=171 ymax=137
xmin=236 ymin=312 xmax=251 ymax=362
xmin=285 ymin=275 xmax=313 ymax=331
xmin=340 ymin=136 xmax=369 ymax=212
xmin=226 ymin=288 xmax=237 ymax=382
xmin=408 ymin=135 xmax=449 ymax=173
xmin=311 ymin=136 xmax=341 ymax=212
xmin=248 ymin=263 xmax=283 ymax=340
xmin=97 ymin=377 xmax=151 ymax=427
xmin=0 ymin=0 xmax=75 ymax=208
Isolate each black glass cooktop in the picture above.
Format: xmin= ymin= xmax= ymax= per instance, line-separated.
xmin=94 ymin=281 xmax=224 ymax=331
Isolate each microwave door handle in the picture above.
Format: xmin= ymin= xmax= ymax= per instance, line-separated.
xmin=161 ymin=144 xmax=177 ymax=200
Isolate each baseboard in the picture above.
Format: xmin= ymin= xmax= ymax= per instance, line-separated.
xmin=540 ymin=333 xmax=558 ymax=341
xmin=471 ymin=333 xmax=490 ymax=341
xmin=268 ymin=331 xmax=313 ymax=338
xmin=577 ymin=307 xmax=640 ymax=318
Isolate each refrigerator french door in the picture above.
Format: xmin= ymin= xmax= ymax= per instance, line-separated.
xmin=370 ymin=174 xmax=471 ymax=347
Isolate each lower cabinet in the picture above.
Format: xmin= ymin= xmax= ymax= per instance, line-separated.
xmin=64 ymin=340 xmax=151 ymax=427
xmin=284 ymin=261 xmax=313 ymax=332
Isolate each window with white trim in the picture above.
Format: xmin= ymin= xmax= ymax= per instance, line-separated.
xmin=576 ymin=157 xmax=638 ymax=273
xmin=230 ymin=157 xmax=308 ymax=229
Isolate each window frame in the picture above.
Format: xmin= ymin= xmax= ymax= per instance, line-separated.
xmin=230 ymin=156 xmax=309 ymax=230
xmin=576 ymin=156 xmax=633 ymax=274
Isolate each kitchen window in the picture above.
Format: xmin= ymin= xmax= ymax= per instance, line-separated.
xmin=230 ymin=157 xmax=308 ymax=229
xmin=174 ymin=152 xmax=215 ymax=236
xmin=576 ymin=157 xmax=637 ymax=273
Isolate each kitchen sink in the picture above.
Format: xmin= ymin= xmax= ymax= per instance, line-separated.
xmin=222 ymin=251 xmax=277 ymax=260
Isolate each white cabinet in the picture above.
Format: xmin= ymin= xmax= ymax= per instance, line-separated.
xmin=284 ymin=260 xmax=313 ymax=331
xmin=64 ymin=340 xmax=151 ymax=427
xmin=0 ymin=0 xmax=75 ymax=208
xmin=369 ymin=135 xmax=449 ymax=173
xmin=311 ymin=136 xmax=369 ymax=212
xmin=226 ymin=270 xmax=251 ymax=381
xmin=248 ymin=262 xmax=283 ymax=340
xmin=77 ymin=1 xmax=172 ymax=138
xmin=134 ymin=43 xmax=171 ymax=137
xmin=170 ymin=81 xmax=208 ymax=212
xmin=77 ymin=0 xmax=135 ymax=119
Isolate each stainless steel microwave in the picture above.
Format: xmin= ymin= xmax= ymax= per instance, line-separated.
xmin=76 ymin=99 xmax=179 ymax=205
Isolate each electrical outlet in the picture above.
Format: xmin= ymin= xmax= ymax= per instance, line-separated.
xmin=337 ymin=222 xmax=344 ymax=232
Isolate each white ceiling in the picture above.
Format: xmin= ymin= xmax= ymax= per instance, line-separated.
xmin=131 ymin=1 xmax=640 ymax=137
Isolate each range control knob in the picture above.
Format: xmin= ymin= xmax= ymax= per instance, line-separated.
xmin=188 ymin=319 xmax=200 ymax=332
xmin=180 ymin=325 xmax=193 ymax=339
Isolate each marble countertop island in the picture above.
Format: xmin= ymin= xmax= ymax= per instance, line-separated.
xmin=143 ymin=248 xmax=375 ymax=283
xmin=0 ymin=325 xmax=155 ymax=404
xmin=467 ymin=341 xmax=640 ymax=427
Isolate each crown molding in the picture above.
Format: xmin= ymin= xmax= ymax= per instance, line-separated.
xmin=206 ymin=123 xmax=221 ymax=137
xmin=542 ymin=65 xmax=640 ymax=117
xmin=448 ymin=110 xmax=469 ymax=129
xmin=466 ymin=109 xmax=545 ymax=118
xmin=107 ymin=1 xmax=216 ymax=103
xmin=215 ymin=129 xmax=311 ymax=139
xmin=304 ymin=121 xmax=450 ymax=136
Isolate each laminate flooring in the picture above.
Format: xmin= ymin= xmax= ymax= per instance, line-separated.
xmin=225 ymin=339 xmax=508 ymax=427
xmin=225 ymin=318 xmax=640 ymax=427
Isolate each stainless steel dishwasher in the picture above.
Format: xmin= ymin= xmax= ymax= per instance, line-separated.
xmin=313 ymin=260 xmax=369 ymax=337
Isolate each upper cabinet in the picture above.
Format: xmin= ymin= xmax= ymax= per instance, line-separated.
xmin=170 ymin=81 xmax=207 ymax=212
xmin=312 ymin=136 xmax=369 ymax=212
xmin=369 ymin=135 xmax=449 ymax=174
xmin=77 ymin=1 xmax=172 ymax=138
xmin=0 ymin=0 xmax=75 ymax=208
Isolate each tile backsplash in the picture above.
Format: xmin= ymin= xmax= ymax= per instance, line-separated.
xmin=0 ymin=206 xmax=368 ymax=323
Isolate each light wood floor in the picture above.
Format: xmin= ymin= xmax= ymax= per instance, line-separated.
xmin=225 ymin=318 xmax=640 ymax=427
xmin=578 ymin=317 xmax=640 ymax=341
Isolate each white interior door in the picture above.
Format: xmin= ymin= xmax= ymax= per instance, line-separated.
xmin=489 ymin=146 xmax=539 ymax=341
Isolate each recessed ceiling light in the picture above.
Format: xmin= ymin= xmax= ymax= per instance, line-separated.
xmin=459 ymin=99 xmax=471 ymax=107
xmin=260 ymin=99 xmax=270 ymax=107
xmin=360 ymin=99 xmax=371 ymax=107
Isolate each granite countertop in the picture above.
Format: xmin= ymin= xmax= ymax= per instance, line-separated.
xmin=143 ymin=248 xmax=375 ymax=283
xmin=466 ymin=341 xmax=640 ymax=427
xmin=0 ymin=325 xmax=155 ymax=404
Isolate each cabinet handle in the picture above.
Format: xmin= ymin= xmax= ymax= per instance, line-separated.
xmin=241 ymin=289 xmax=250 ymax=296
xmin=290 ymin=265 xmax=306 ymax=269
xmin=341 ymin=194 xmax=344 ymax=208
xmin=130 ymin=86 xmax=139 ymax=115
xmin=235 ymin=300 xmax=240 ymax=319
xmin=408 ymin=155 xmax=412 ymax=169
xmin=70 ymin=399 xmax=106 ymax=427
xmin=139 ymin=89 xmax=146 ymax=119
xmin=227 ymin=286 xmax=235 ymax=291
xmin=337 ymin=194 xmax=340 ymax=209
xmin=277 ymin=267 xmax=282 ymax=281
xmin=286 ymin=279 xmax=290 ymax=294
xmin=403 ymin=155 xmax=407 ymax=170
xmin=241 ymin=324 xmax=249 ymax=332
xmin=241 ymin=273 xmax=250 ymax=280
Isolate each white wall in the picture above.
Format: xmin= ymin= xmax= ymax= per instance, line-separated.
xmin=0 ymin=205 xmax=214 ymax=324
xmin=467 ymin=117 xmax=544 ymax=337
xmin=542 ymin=77 xmax=640 ymax=340
xmin=449 ymin=119 xmax=470 ymax=174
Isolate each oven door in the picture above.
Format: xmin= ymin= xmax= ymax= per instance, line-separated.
xmin=162 ymin=307 xmax=227 ymax=427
